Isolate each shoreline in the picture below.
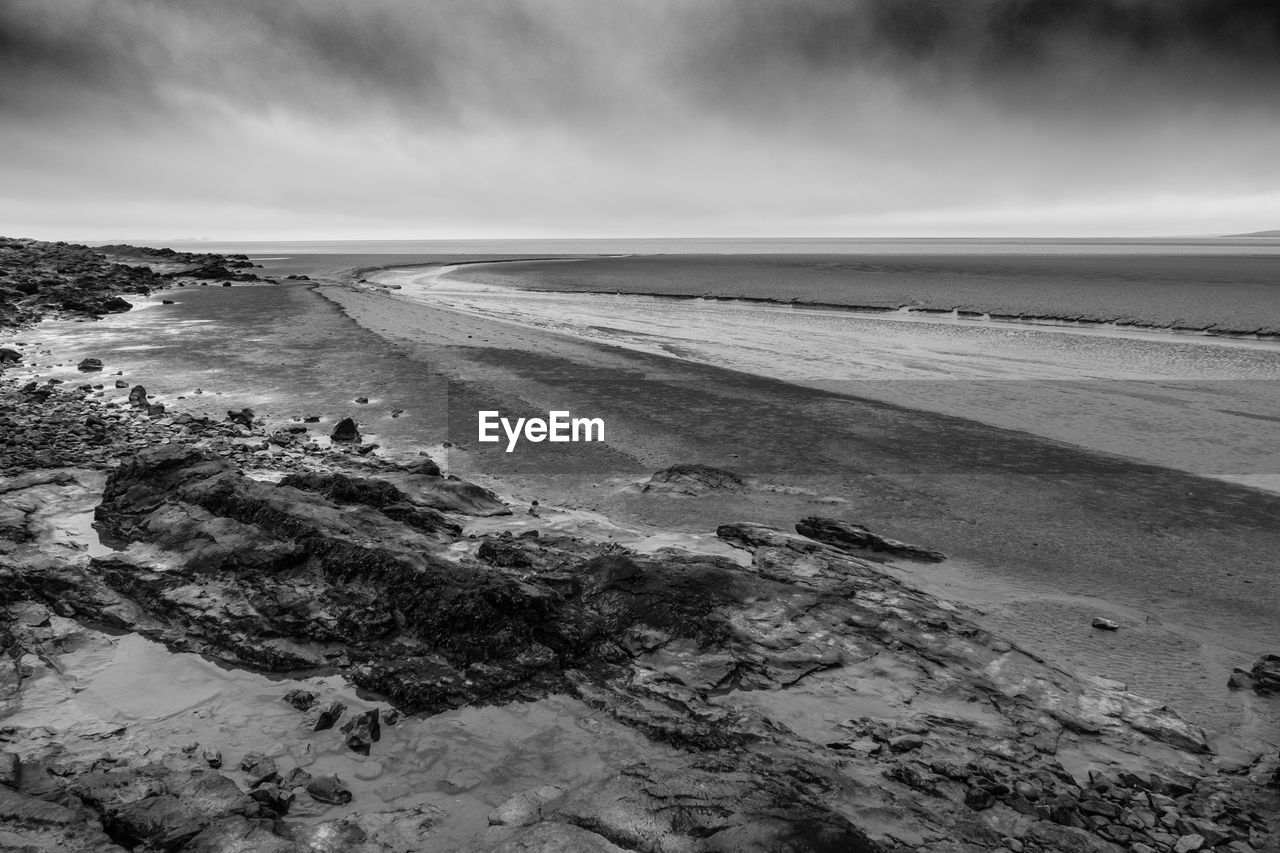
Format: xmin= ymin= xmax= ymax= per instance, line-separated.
xmin=3 ymin=241 xmax=1279 ymax=851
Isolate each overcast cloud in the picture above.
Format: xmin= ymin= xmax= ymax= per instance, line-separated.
xmin=2 ymin=0 xmax=1278 ymax=240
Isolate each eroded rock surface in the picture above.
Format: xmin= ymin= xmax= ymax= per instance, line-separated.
xmin=2 ymin=448 xmax=1277 ymax=851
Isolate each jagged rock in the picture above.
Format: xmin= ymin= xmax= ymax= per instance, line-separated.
xmin=0 ymin=347 xmax=22 ymax=363
xmin=1092 ymin=617 xmax=1121 ymax=631
xmin=0 ymin=785 xmax=124 ymax=852
xmin=64 ymin=765 xmax=258 ymax=851
xmin=330 ymin=417 xmax=360 ymax=442
xmin=128 ymin=384 xmax=148 ymax=408
xmin=795 ymin=516 xmax=946 ymax=562
xmin=340 ymin=709 xmax=381 ymax=755
xmin=313 ymin=701 xmax=347 ymax=731
xmin=202 ymin=747 xmax=222 ymax=769
xmin=77 ymin=357 xmax=103 ymax=371
xmin=641 ymin=463 xmax=747 ymax=495
xmin=249 ymin=783 xmax=293 ymax=814
xmin=0 ymin=752 xmax=17 ymax=788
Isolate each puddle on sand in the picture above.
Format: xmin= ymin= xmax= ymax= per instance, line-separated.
xmin=4 ymin=626 xmax=673 ymax=849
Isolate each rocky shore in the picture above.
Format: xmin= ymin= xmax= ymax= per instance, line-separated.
xmin=2 ymin=240 xmax=1278 ymax=852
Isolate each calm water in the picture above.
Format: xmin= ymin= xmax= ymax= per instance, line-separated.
xmin=119 ymin=236 xmax=1280 ymax=257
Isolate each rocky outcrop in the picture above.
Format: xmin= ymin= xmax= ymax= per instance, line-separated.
xmin=0 ymin=237 xmax=265 ymax=329
xmin=795 ymin=515 xmax=947 ymax=562
xmin=641 ymin=464 xmax=748 ymax=495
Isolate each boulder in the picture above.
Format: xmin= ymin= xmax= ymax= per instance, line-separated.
xmin=330 ymin=417 xmax=360 ymax=442
xmin=77 ymin=357 xmax=103 ymax=371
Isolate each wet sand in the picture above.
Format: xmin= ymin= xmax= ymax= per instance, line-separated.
xmin=17 ymin=273 xmax=1280 ymax=750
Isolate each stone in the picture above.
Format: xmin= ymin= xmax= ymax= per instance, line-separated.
xmin=202 ymin=747 xmax=222 ymax=769
xmin=795 ymin=516 xmax=946 ymax=562
xmin=0 ymin=752 xmax=18 ymax=788
xmin=1247 ymin=653 xmax=1280 ymax=694
xmin=340 ymin=709 xmax=381 ymax=756
xmin=128 ymin=384 xmax=148 ymax=408
xmin=1091 ymin=617 xmax=1120 ymax=631
xmin=313 ymin=701 xmax=347 ymax=731
xmin=641 ymin=463 xmax=747 ymax=495
xmin=1173 ymin=834 xmax=1205 ymax=852
xmin=305 ymin=774 xmax=352 ymax=805
xmin=330 ymin=417 xmax=360 ymax=442
xmin=282 ymin=688 xmax=317 ymax=711
xmin=77 ymin=357 xmax=103 ymax=371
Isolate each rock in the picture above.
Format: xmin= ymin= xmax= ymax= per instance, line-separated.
xmin=161 ymin=299 xmax=175 ymax=304
xmin=147 ymin=403 xmax=166 ymax=417
xmin=202 ymin=747 xmax=222 ymax=769
xmin=128 ymin=384 xmax=148 ymax=408
xmin=641 ymin=463 xmax=747 ymax=495
xmin=1091 ymin=617 xmax=1120 ymax=631
xmin=1173 ymin=834 xmax=1205 ymax=852
xmin=0 ymin=347 xmax=22 ymax=363
xmin=796 ymin=516 xmax=946 ymax=562
xmin=249 ymin=783 xmax=293 ymax=814
xmin=354 ymin=396 xmax=368 ymax=404
xmin=965 ymin=786 xmax=997 ymax=810
xmin=226 ymin=407 xmax=254 ymax=428
xmin=0 ymin=752 xmax=18 ymax=788
xmin=887 ymin=734 xmax=924 ymax=753
xmin=340 ymin=709 xmax=381 ymax=755
xmin=1247 ymin=653 xmax=1280 ymax=694
xmin=283 ymin=689 xmax=317 ymax=710
xmin=487 ymin=784 xmax=566 ymax=826
xmin=408 ymin=476 xmax=510 ymax=516
xmin=313 ymin=701 xmax=347 ymax=731
xmin=330 ymin=417 xmax=360 ymax=442
xmin=77 ymin=357 xmax=103 ymax=371
xmin=305 ymin=774 xmax=352 ymax=805
xmin=244 ymin=756 xmax=279 ymax=787
xmin=114 ymin=379 xmax=128 ymax=388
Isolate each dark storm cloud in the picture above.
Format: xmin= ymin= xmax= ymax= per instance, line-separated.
xmin=2 ymin=0 xmax=1278 ymax=238
xmin=684 ymin=0 xmax=1280 ymax=113
xmin=3 ymin=0 xmax=1277 ymax=126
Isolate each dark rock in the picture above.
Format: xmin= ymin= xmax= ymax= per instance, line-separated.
xmin=330 ymin=417 xmax=360 ymax=442
xmin=1248 ymin=654 xmax=1280 ymax=695
xmin=642 ymin=463 xmax=747 ymax=495
xmin=202 ymin=747 xmax=222 ymax=769
xmin=77 ymin=357 xmax=103 ymax=371
xmin=340 ymin=709 xmax=381 ymax=755
xmin=282 ymin=688 xmax=317 ymax=711
xmin=147 ymin=403 xmax=166 ymax=417
xmin=114 ymin=379 xmax=128 ymax=388
xmin=305 ymin=774 xmax=352 ymax=805
xmin=128 ymin=385 xmax=148 ymax=408
xmin=226 ymin=407 xmax=255 ymax=428
xmin=0 ymin=347 xmax=21 ymax=363
xmin=0 ymin=752 xmax=17 ymax=788
xmin=161 ymin=299 xmax=175 ymax=304
xmin=795 ymin=516 xmax=946 ymax=562
xmin=249 ymin=783 xmax=293 ymax=814
xmin=354 ymin=396 xmax=368 ymax=404
xmin=314 ymin=701 xmax=347 ymax=731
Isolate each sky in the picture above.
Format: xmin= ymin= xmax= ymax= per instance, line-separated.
xmin=2 ymin=0 xmax=1279 ymax=241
